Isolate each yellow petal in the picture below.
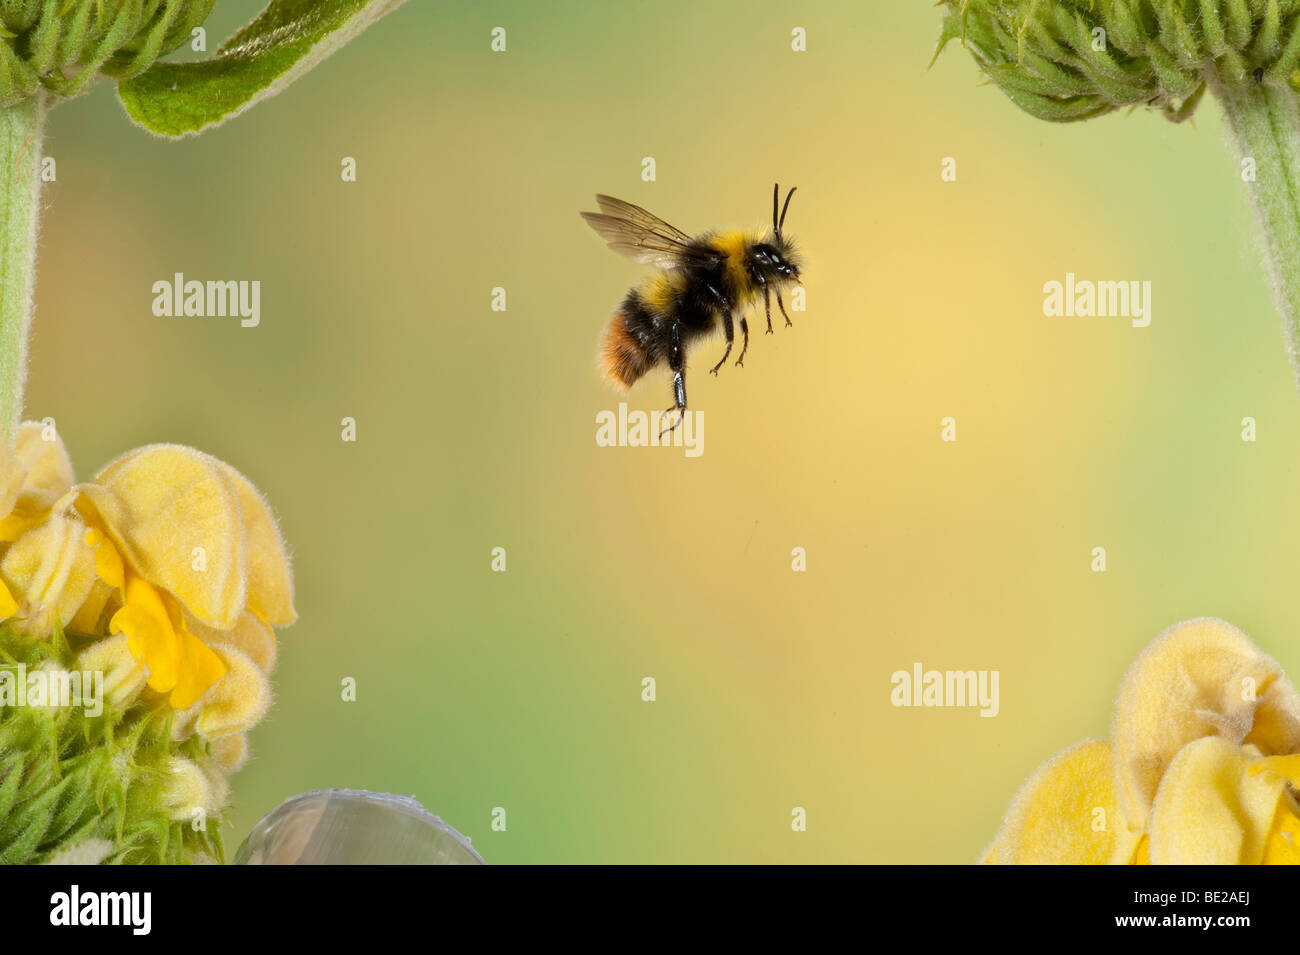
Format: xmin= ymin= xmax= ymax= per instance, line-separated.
xmin=1248 ymin=755 xmax=1300 ymax=864
xmin=217 ymin=461 xmax=296 ymax=627
xmin=0 ymin=426 xmax=78 ymax=537
xmin=1147 ymin=738 xmax=1287 ymax=864
xmin=75 ymin=633 xmax=148 ymax=708
xmin=0 ymin=438 xmax=25 ymax=522
xmin=0 ymin=511 xmax=96 ymax=635
xmin=0 ymin=578 xmax=17 ymax=621
xmin=1250 ymin=753 xmax=1300 ymax=784
xmin=188 ymin=610 xmax=277 ymax=673
xmin=67 ymin=578 xmax=118 ymax=635
xmin=88 ymin=528 xmax=125 ymax=592
xmin=82 ymin=444 xmax=247 ymax=629
xmin=198 ymin=760 xmax=230 ymax=814
xmin=168 ymin=697 xmax=201 ymax=741
xmin=1131 ymin=835 xmax=1151 ymax=864
xmin=0 ymin=492 xmax=55 ymax=542
xmin=168 ymin=625 xmax=228 ymax=711
xmin=206 ymin=732 xmax=249 ymax=774
xmin=1113 ymin=617 xmax=1300 ymax=831
xmin=13 ymin=421 xmax=74 ymax=497
xmin=194 ymin=642 xmax=272 ymax=739
xmin=1261 ymin=804 xmax=1300 ymax=864
xmin=988 ymin=739 xmax=1141 ymax=864
xmin=110 ymin=575 xmax=183 ymax=693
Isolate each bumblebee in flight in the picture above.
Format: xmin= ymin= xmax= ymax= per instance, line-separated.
xmin=581 ymin=184 xmax=802 ymax=433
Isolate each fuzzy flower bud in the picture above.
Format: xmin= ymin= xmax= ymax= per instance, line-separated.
xmin=161 ymin=756 xmax=211 ymax=823
xmin=0 ymin=0 xmax=217 ymax=107
xmin=936 ymin=0 xmax=1300 ymax=123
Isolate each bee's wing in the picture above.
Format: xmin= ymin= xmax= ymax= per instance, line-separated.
xmin=594 ymin=194 xmax=693 ymax=243
xmin=580 ymin=195 xmax=720 ymax=270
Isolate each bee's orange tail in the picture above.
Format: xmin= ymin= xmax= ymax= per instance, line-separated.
xmin=601 ymin=312 xmax=649 ymax=388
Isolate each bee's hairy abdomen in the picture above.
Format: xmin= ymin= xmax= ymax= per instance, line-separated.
xmin=601 ymin=288 xmax=662 ymax=389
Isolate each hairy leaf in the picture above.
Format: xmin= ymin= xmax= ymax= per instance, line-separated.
xmin=117 ymin=0 xmax=406 ymax=137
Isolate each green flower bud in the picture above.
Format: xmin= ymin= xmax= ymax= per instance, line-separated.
xmin=0 ymin=624 xmax=228 ymax=862
xmin=44 ymin=837 xmax=112 ymax=864
xmin=160 ymin=756 xmax=210 ymax=822
xmin=0 ymin=0 xmax=215 ymax=107
xmin=935 ymin=0 xmax=1300 ymax=123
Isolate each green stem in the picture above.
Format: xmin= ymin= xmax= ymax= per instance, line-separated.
xmin=0 ymin=97 xmax=44 ymax=440
xmin=1211 ymin=73 xmax=1300 ymax=396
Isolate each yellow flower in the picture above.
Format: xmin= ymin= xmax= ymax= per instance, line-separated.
xmin=0 ymin=424 xmax=295 ymax=715
xmin=984 ymin=618 xmax=1300 ymax=864
xmin=0 ymin=421 xmax=78 ymax=539
xmin=0 ymin=503 xmax=96 ymax=637
xmin=0 ymin=423 xmax=95 ymax=635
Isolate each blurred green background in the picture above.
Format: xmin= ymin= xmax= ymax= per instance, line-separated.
xmin=26 ymin=0 xmax=1300 ymax=863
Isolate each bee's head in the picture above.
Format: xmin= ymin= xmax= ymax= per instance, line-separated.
xmin=751 ymin=184 xmax=802 ymax=285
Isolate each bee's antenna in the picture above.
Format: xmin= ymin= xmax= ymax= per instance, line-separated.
xmin=772 ymin=182 xmax=781 ymax=237
xmin=778 ymin=186 xmax=797 ymax=233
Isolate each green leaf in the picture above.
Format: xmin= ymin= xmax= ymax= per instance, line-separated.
xmin=116 ymin=0 xmax=406 ymax=138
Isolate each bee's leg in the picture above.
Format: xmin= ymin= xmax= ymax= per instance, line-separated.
xmin=659 ymin=321 xmax=687 ymax=436
xmin=659 ymin=379 xmax=686 ymax=435
xmin=709 ymin=311 xmax=734 ymax=376
xmin=763 ymin=287 xmax=775 ymax=335
xmin=735 ymin=316 xmax=749 ymax=367
xmin=775 ymin=288 xmax=793 ymax=328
